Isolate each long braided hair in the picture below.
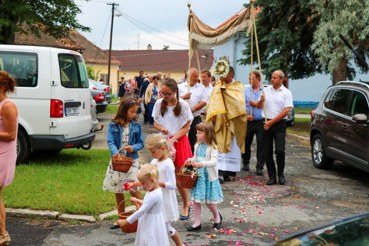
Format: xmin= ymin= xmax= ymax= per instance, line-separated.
xmin=160 ymin=79 xmax=182 ymax=117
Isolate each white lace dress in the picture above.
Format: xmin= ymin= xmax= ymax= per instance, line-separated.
xmin=102 ymin=125 xmax=140 ymax=193
xmin=151 ymin=158 xmax=179 ymax=222
xmin=127 ymin=188 xmax=170 ymax=246
xmin=152 ymin=98 xmax=194 ymax=136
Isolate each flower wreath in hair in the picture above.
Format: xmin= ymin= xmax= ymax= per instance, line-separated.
xmin=214 ymin=56 xmax=230 ymax=78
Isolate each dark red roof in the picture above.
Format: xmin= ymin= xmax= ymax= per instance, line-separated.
xmin=15 ymin=27 xmax=120 ymax=65
xmin=111 ymin=49 xmax=213 ymax=72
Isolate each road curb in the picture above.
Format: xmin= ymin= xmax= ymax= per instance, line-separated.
xmin=6 ymin=205 xmax=136 ymax=223
xmin=59 ymin=214 xmax=96 ymax=223
xmin=6 ymin=208 xmax=59 ymax=220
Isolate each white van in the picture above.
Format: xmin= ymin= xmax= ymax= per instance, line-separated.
xmin=0 ymin=45 xmax=95 ymax=162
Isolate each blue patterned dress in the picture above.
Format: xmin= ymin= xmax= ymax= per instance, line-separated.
xmin=191 ymin=143 xmax=223 ymax=204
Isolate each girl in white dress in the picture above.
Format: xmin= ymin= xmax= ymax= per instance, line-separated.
xmin=118 ymin=164 xmax=169 ymax=246
xmin=145 ymin=134 xmax=183 ymax=246
xmin=152 ymin=78 xmax=194 ymax=220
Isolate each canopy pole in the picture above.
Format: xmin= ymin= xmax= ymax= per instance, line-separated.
xmin=249 ymin=0 xmax=255 ymax=116
xmin=187 ymin=2 xmax=193 ymax=71
xmin=249 ymin=0 xmax=267 ymax=121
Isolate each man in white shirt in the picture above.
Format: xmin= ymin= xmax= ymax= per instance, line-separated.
xmin=200 ymin=69 xmax=213 ymax=119
xmin=258 ymin=70 xmax=293 ymax=185
xmin=179 ymin=68 xmax=208 ymax=152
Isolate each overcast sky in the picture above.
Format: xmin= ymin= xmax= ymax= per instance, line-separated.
xmin=76 ymin=0 xmax=248 ymax=50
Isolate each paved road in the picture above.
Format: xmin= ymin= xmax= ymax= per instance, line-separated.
xmin=5 ymin=113 xmax=369 ymax=245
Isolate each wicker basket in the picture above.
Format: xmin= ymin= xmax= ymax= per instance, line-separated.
xmin=111 ymin=154 xmax=133 ymax=173
xmin=176 ymin=166 xmax=198 ymax=189
xmin=119 ymin=210 xmax=138 ymax=233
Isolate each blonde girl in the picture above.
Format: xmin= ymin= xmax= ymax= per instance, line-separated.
xmin=184 ymin=122 xmax=223 ymax=231
xmin=145 ymin=134 xmax=183 ymax=246
xmin=118 ymin=164 xmax=169 ymax=246
xmin=152 ymin=78 xmax=193 ymax=220
xmin=103 ymin=95 xmax=144 ymax=230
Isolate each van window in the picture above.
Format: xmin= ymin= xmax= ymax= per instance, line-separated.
xmin=59 ymin=54 xmax=88 ymax=88
xmin=0 ymin=51 xmax=38 ymax=87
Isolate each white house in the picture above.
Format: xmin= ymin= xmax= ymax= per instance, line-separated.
xmin=212 ymin=32 xmax=332 ymax=104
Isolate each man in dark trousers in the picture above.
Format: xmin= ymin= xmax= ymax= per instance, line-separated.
xmin=242 ymin=71 xmax=264 ymax=175
xmin=135 ymin=70 xmax=145 ymax=96
xmin=257 ymin=70 xmax=293 ymax=185
xmin=139 ymin=76 xmax=150 ymax=124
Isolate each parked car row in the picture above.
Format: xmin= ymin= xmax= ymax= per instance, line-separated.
xmin=89 ymin=79 xmax=111 ymax=114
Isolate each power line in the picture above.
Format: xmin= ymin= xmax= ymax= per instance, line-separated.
xmin=91 ymin=10 xmax=111 ymax=65
xmin=107 ymin=2 xmax=119 ymax=86
xmin=119 ymin=12 xmax=189 ymax=48
xmin=78 ymin=0 xmax=189 ymax=49
xmin=119 ymin=11 xmax=188 ymax=43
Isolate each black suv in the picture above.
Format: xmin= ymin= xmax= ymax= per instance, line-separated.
xmin=310 ymin=81 xmax=369 ymax=172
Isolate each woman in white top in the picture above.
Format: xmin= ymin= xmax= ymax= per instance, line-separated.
xmin=152 ymin=79 xmax=194 ymax=220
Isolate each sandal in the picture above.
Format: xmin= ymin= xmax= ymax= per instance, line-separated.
xmin=0 ymin=232 xmax=11 ymax=246
xmin=110 ymin=222 xmax=120 ymax=230
xmin=179 ymin=207 xmax=190 ymax=220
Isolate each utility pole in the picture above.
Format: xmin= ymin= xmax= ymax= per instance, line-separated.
xmin=107 ymin=2 xmax=119 ymax=87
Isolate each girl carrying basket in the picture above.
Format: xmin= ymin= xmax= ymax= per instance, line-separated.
xmin=118 ymin=164 xmax=170 ymax=246
xmin=102 ymin=95 xmax=144 ymax=230
xmin=184 ymin=122 xmax=224 ymax=231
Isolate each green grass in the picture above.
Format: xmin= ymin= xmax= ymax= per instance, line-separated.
xmin=294 ymin=107 xmax=314 ymax=114
xmin=3 ymin=149 xmax=123 ymax=216
xmin=288 ymin=117 xmax=310 ymax=138
xmin=105 ymin=103 xmax=119 ymax=114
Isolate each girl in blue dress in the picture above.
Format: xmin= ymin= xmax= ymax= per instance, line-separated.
xmin=184 ymin=122 xmax=223 ymax=231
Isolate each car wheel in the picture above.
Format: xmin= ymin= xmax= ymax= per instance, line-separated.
xmin=17 ymin=129 xmax=31 ymax=163
xmin=311 ymin=134 xmax=333 ymax=169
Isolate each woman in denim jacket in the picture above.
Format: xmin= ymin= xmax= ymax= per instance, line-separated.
xmin=103 ymin=95 xmax=144 ymax=230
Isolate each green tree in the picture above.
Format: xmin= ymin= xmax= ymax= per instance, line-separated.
xmin=0 ymin=0 xmax=90 ymax=44
xmin=312 ymin=0 xmax=369 ymax=83
xmin=240 ymin=0 xmax=369 ymax=84
xmin=86 ymin=65 xmax=99 ymax=80
xmin=239 ymin=1 xmax=322 ymax=80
